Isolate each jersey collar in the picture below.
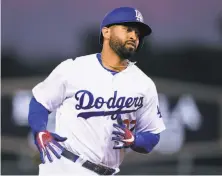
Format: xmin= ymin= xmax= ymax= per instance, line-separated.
xmin=96 ymin=53 xmax=136 ymax=75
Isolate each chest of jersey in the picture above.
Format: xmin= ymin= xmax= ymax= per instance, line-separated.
xmin=64 ymin=66 xmax=143 ymax=132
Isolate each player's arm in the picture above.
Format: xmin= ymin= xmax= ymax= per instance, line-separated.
xmin=28 ymin=59 xmax=71 ymax=133
xmin=112 ymin=83 xmax=165 ymax=154
xmin=28 ymin=96 xmax=50 ymax=134
xmin=112 ymin=116 xmax=161 ymax=154
xmin=131 ymin=84 xmax=165 ymax=154
xmin=130 ymin=132 xmax=160 ymax=154
xmin=28 ymin=59 xmax=74 ymax=163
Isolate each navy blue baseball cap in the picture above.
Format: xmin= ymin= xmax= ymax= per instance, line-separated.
xmin=99 ymin=7 xmax=152 ymax=49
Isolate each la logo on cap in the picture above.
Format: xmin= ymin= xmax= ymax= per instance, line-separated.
xmin=135 ymin=9 xmax=143 ymax=22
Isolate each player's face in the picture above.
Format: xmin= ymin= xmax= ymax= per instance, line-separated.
xmin=109 ymin=24 xmax=140 ymax=59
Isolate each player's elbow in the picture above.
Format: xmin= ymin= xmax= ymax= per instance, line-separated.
xmin=131 ymin=146 xmax=150 ymax=154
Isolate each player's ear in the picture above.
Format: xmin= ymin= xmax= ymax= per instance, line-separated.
xmin=102 ymin=27 xmax=110 ymax=41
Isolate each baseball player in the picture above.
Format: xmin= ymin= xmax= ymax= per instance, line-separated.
xmin=28 ymin=7 xmax=166 ymax=175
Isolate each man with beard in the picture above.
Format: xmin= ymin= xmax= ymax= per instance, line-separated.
xmin=28 ymin=7 xmax=166 ymax=175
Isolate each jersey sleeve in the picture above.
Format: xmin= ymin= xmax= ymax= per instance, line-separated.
xmin=32 ymin=59 xmax=73 ymax=112
xmin=135 ymin=82 xmax=166 ymax=134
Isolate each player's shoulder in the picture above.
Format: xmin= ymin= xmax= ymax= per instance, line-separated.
xmin=62 ymin=53 xmax=97 ymax=62
xmin=73 ymin=53 xmax=97 ymax=62
xmin=131 ymin=64 xmax=157 ymax=91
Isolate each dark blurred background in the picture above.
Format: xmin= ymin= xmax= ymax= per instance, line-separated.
xmin=1 ymin=0 xmax=222 ymax=175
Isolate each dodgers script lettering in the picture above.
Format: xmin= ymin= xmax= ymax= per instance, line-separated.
xmin=75 ymin=90 xmax=144 ymax=120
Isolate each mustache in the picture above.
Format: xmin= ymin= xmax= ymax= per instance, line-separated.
xmin=125 ymin=40 xmax=136 ymax=47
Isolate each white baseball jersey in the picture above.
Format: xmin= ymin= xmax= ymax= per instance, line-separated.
xmin=32 ymin=53 xmax=165 ymax=170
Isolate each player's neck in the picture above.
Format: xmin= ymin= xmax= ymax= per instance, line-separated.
xmin=100 ymin=47 xmax=128 ymax=72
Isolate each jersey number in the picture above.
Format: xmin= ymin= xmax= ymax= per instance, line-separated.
xmin=123 ymin=119 xmax=136 ymax=131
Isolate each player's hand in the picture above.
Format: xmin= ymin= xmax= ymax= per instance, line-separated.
xmin=112 ymin=116 xmax=135 ymax=149
xmin=34 ymin=130 xmax=67 ymax=163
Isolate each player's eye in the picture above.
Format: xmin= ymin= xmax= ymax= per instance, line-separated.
xmin=126 ymin=27 xmax=140 ymax=38
xmin=127 ymin=27 xmax=134 ymax=32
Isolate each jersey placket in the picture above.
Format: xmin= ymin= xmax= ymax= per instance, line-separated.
xmin=100 ymin=74 xmax=118 ymax=165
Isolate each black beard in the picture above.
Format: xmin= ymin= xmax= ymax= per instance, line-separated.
xmin=109 ymin=37 xmax=136 ymax=60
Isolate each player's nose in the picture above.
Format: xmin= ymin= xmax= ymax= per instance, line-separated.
xmin=127 ymin=26 xmax=140 ymax=40
xmin=128 ymin=30 xmax=138 ymax=41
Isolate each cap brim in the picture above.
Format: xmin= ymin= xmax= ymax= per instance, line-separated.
xmin=119 ymin=22 xmax=152 ymax=37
